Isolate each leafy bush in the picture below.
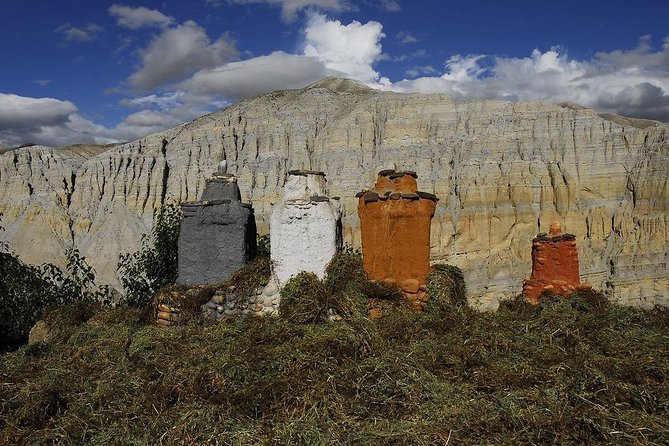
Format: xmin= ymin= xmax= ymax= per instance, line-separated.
xmin=0 ymin=246 xmax=111 ymax=351
xmin=256 ymin=234 xmax=270 ymax=258
xmin=118 ymin=203 xmax=182 ymax=308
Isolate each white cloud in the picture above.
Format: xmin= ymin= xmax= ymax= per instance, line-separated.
xmin=303 ymin=12 xmax=384 ymax=83
xmin=109 ymin=110 xmax=182 ymax=139
xmin=0 ymin=94 xmax=185 ymax=147
xmin=0 ymin=93 xmax=111 ymax=147
xmin=380 ymin=0 xmax=400 ymax=11
xmin=0 ymin=94 xmax=76 ymax=130
xmin=54 ymin=23 xmax=103 ymax=42
xmin=396 ymin=31 xmax=417 ymax=44
xmin=222 ymin=0 xmax=351 ymax=22
xmin=404 ymin=65 xmax=436 ymax=78
xmin=34 ymin=80 xmax=52 ymax=87
xmin=120 ymin=91 xmax=187 ymax=110
xmin=176 ymin=13 xmax=385 ymax=100
xmin=390 ymin=37 xmax=669 ymax=122
xmin=180 ymin=51 xmax=332 ymax=100
xmin=109 ymin=4 xmax=175 ymax=29
xmin=128 ymin=21 xmax=238 ymax=91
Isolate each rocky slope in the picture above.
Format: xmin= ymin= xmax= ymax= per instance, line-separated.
xmin=1 ymin=78 xmax=667 ymax=308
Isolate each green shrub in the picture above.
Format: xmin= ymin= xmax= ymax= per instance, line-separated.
xmin=0 ymin=246 xmax=111 ymax=351
xmin=256 ymin=234 xmax=271 ymax=258
xmin=118 ymin=203 xmax=182 ymax=308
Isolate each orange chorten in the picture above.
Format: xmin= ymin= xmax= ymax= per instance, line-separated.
xmin=357 ymin=170 xmax=438 ymax=311
xmin=523 ymin=222 xmax=592 ymax=304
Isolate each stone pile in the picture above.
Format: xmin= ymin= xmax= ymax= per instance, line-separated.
xmin=154 ymin=286 xmax=213 ymax=327
xmin=523 ymin=222 xmax=592 ymax=304
xmin=270 ymin=170 xmax=342 ymax=287
xmin=202 ymin=279 xmax=280 ymax=320
xmin=156 ymin=303 xmax=183 ymax=327
xmin=177 ymin=161 xmax=257 ymax=286
xmin=357 ymin=169 xmax=438 ymax=311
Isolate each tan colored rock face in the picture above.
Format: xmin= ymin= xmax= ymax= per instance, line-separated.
xmin=358 ymin=171 xmax=437 ymax=311
xmin=0 ymin=78 xmax=667 ymax=308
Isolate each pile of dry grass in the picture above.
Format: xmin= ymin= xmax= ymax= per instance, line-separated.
xmin=1 ymin=255 xmax=668 ymax=445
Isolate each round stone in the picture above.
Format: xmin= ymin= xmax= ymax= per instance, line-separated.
xmin=263 ymin=280 xmax=279 ymax=296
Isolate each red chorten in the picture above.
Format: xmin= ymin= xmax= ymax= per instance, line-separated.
xmin=523 ymin=222 xmax=592 ymax=304
xmin=357 ymin=170 xmax=438 ymax=311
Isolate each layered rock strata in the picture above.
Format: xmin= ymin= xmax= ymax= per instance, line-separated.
xmin=523 ymin=222 xmax=592 ymax=304
xmin=1 ymin=78 xmax=667 ymax=308
xmin=270 ymin=170 xmax=342 ymax=286
xmin=177 ymin=163 xmax=257 ymax=285
xmin=358 ymin=170 xmax=438 ymax=311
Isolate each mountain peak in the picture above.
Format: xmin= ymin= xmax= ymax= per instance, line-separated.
xmin=304 ymin=77 xmax=374 ymax=94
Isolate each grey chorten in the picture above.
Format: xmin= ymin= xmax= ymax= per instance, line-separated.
xmin=176 ymin=164 xmax=257 ymax=285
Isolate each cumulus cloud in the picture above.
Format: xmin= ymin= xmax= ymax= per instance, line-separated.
xmin=0 ymin=93 xmax=187 ymax=147
xmin=180 ymin=52 xmax=332 ymax=100
xmin=54 ymin=23 xmax=103 ymax=42
xmin=404 ymin=65 xmax=436 ymax=78
xmin=175 ymin=13 xmax=385 ymax=100
xmin=0 ymin=93 xmax=108 ymax=147
xmin=303 ymin=12 xmax=384 ymax=83
xmin=390 ymin=37 xmax=669 ymax=122
xmin=222 ymin=0 xmax=351 ymax=22
xmin=128 ymin=21 xmax=238 ymax=91
xmin=0 ymin=94 xmax=76 ymax=130
xmin=380 ymin=0 xmax=401 ymax=11
xmin=119 ymin=91 xmax=187 ymax=110
xmin=396 ymin=31 xmax=417 ymax=44
xmin=109 ymin=4 xmax=175 ymax=29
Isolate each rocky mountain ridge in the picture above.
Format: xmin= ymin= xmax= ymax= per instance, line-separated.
xmin=1 ymin=78 xmax=667 ymax=309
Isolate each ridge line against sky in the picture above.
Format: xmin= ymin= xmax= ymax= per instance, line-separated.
xmin=0 ymin=0 xmax=668 ymax=147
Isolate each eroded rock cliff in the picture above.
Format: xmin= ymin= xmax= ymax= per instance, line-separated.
xmin=1 ymin=78 xmax=667 ymax=308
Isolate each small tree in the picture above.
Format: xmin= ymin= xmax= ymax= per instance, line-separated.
xmin=117 ymin=203 xmax=182 ymax=308
xmin=1 ymin=244 xmax=111 ymax=350
xmin=39 ymin=247 xmax=113 ymax=306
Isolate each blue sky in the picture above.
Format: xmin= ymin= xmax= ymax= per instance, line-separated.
xmin=1 ymin=0 xmax=668 ymax=147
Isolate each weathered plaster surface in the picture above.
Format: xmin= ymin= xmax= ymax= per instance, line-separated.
xmin=270 ymin=171 xmax=341 ymax=286
xmin=177 ymin=173 xmax=256 ymax=286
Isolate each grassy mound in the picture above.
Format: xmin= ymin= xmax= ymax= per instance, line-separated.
xmin=1 ymin=258 xmax=668 ymax=445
